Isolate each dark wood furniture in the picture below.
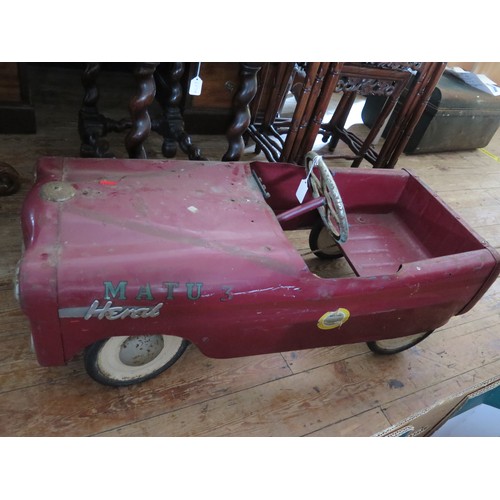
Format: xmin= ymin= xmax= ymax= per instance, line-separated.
xmin=318 ymin=63 xmax=413 ymax=167
xmin=153 ymin=63 xmax=206 ymax=160
xmin=222 ymin=62 xmax=261 ymax=161
xmin=181 ymin=63 xmax=241 ymax=134
xmin=0 ymin=63 xmax=34 ymax=195
xmin=246 ymin=62 xmax=298 ymax=161
xmin=79 ymin=62 xmax=207 ymax=160
xmin=376 ymin=62 xmax=447 ymax=167
xmin=0 ymin=63 xmax=36 ymax=135
xmin=78 ymin=62 xmax=157 ymax=159
xmin=248 ymin=62 xmax=446 ymax=168
xmin=78 ymin=62 xmax=262 ymax=161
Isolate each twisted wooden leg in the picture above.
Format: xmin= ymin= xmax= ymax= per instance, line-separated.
xmin=153 ymin=63 xmax=206 ymax=160
xmin=79 ymin=63 xmax=134 ymax=158
xmin=78 ymin=63 xmax=111 ymax=157
xmin=222 ymin=63 xmax=261 ymax=161
xmin=125 ymin=63 xmax=158 ymax=159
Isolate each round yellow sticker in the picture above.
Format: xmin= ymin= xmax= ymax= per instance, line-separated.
xmin=317 ymin=308 xmax=350 ymax=330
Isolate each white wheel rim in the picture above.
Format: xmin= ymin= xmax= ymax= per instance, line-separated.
xmin=96 ymin=335 xmax=184 ymax=382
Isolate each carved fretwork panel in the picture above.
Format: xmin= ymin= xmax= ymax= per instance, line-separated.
xmin=361 ymin=62 xmax=423 ymax=71
xmin=335 ymin=77 xmax=397 ymax=96
xmin=334 ymin=62 xmax=419 ymax=96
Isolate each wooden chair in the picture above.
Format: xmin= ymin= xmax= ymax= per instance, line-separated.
xmin=317 ymin=63 xmax=414 ymax=167
xmin=247 ymin=62 xmax=446 ymax=169
xmin=375 ymin=62 xmax=446 ymax=168
xmin=246 ymin=62 xmax=298 ymax=161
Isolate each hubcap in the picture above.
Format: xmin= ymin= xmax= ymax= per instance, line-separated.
xmin=119 ymin=335 xmax=165 ymax=366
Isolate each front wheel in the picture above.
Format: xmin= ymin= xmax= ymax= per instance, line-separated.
xmin=367 ymin=331 xmax=433 ymax=355
xmin=84 ymin=335 xmax=188 ymax=386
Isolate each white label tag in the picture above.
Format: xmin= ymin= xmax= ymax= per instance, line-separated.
xmin=189 ymin=76 xmax=203 ymax=96
xmin=295 ymin=178 xmax=309 ymax=203
xmin=295 ymin=162 xmax=314 ymax=203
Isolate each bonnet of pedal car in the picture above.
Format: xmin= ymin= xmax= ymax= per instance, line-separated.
xmin=20 ymin=157 xmax=309 ymax=308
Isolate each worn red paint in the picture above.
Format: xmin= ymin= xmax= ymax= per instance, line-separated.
xmin=17 ymin=157 xmax=500 ymax=368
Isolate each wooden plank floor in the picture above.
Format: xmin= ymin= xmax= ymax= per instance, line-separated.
xmin=1 ymin=64 xmax=499 ymax=436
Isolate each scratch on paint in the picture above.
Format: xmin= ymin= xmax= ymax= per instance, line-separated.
xmin=233 ymin=285 xmax=301 ymax=296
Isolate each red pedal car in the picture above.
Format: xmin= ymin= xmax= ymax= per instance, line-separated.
xmin=16 ymin=153 xmax=500 ymax=386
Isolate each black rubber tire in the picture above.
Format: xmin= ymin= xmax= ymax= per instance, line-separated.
xmin=367 ymin=330 xmax=434 ymax=355
xmin=309 ymin=220 xmax=344 ymax=260
xmin=84 ymin=335 xmax=189 ymax=387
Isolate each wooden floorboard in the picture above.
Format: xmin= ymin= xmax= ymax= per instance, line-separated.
xmin=1 ymin=64 xmax=499 ymax=436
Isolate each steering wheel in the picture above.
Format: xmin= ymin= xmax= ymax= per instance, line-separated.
xmin=304 ymin=152 xmax=349 ymax=244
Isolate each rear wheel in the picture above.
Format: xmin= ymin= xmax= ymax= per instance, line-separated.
xmin=309 ymin=220 xmax=343 ymax=259
xmin=367 ymin=331 xmax=433 ymax=355
xmin=84 ymin=335 xmax=188 ymax=386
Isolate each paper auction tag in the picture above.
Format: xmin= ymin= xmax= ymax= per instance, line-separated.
xmin=295 ymin=179 xmax=309 ymax=203
xmin=189 ymin=76 xmax=203 ymax=96
xmin=189 ymin=63 xmax=203 ymax=96
xmin=295 ymin=161 xmax=314 ymax=203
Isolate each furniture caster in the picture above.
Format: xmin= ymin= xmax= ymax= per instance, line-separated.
xmin=0 ymin=161 xmax=21 ymax=196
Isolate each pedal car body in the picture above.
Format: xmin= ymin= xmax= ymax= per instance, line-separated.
xmin=16 ymin=156 xmax=500 ymax=385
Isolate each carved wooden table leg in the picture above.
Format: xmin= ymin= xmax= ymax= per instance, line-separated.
xmin=125 ymin=63 xmax=158 ymax=159
xmin=222 ymin=63 xmax=262 ymax=161
xmin=153 ymin=63 xmax=206 ymax=160
xmin=78 ymin=63 xmax=110 ymax=157
xmin=79 ymin=63 xmax=133 ymax=158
